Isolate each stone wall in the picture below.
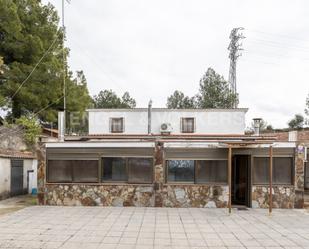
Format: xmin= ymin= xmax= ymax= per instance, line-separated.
xmin=294 ymin=143 xmax=305 ymax=208
xmin=46 ymin=184 xmax=155 ymax=206
xmin=251 ymin=186 xmax=295 ymax=208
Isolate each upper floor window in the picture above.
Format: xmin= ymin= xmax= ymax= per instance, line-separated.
xmin=181 ymin=117 xmax=195 ymax=133
xmin=110 ymin=118 xmax=124 ymax=133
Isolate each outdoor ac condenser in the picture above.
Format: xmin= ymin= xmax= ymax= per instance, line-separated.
xmin=160 ymin=123 xmax=173 ymax=134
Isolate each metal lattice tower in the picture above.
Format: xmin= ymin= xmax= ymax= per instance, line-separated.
xmin=228 ymin=27 xmax=245 ymax=108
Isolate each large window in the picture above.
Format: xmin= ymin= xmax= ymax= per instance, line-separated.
xmin=102 ymin=157 xmax=153 ymax=183
xmin=253 ymin=157 xmax=293 ymax=185
xmin=110 ymin=118 xmax=124 ymax=133
xmin=47 ymin=160 xmax=99 ymax=183
xmin=167 ymin=159 xmax=227 ymax=183
xmin=181 ymin=118 xmax=195 ymax=133
xmin=167 ymin=160 xmax=194 ymax=182
xmin=196 ymin=160 xmax=227 ymax=183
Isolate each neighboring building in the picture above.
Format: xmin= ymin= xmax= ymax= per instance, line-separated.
xmin=0 ymin=149 xmax=37 ymax=200
xmin=41 ymin=108 xmax=306 ymax=208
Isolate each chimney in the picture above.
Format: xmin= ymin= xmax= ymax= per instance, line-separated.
xmin=58 ymin=111 xmax=65 ymax=142
xmin=148 ymin=99 xmax=152 ymax=135
xmin=253 ymin=118 xmax=262 ymax=136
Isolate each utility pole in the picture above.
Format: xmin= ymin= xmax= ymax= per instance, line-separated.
xmin=228 ymin=27 xmax=245 ymax=108
xmin=62 ymin=0 xmax=69 ymax=133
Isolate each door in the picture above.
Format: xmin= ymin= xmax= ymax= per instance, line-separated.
xmin=232 ymin=155 xmax=250 ymax=206
xmin=11 ymin=159 xmax=24 ymax=196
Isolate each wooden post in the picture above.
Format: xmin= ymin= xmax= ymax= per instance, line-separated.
xmin=228 ymin=145 xmax=232 ymax=214
xmin=269 ymin=146 xmax=273 ymax=215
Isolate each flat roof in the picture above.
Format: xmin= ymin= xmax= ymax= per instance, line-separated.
xmin=87 ymin=108 xmax=249 ymax=113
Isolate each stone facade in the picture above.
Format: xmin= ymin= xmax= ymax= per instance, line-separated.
xmin=46 ymin=184 xmax=155 ymax=206
xmin=251 ymin=186 xmax=295 ymax=208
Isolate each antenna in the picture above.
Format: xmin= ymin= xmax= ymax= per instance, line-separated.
xmin=228 ymin=27 xmax=245 ymax=108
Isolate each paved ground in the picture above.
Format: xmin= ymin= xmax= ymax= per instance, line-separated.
xmin=0 ymin=206 xmax=309 ymax=249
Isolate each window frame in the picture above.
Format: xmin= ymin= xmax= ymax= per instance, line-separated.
xmin=47 ymin=159 xmax=99 ymax=183
xmin=180 ymin=117 xmax=195 ymax=133
xmin=252 ymin=156 xmax=294 ymax=186
xmin=165 ymin=159 xmax=228 ymax=184
xmin=110 ymin=117 xmax=125 ymax=133
xmin=101 ymin=156 xmax=154 ymax=184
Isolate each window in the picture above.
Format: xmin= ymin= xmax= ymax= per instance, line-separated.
xmin=167 ymin=160 xmax=194 ymax=182
xmin=73 ymin=160 xmax=99 ymax=182
xmin=48 ymin=160 xmax=72 ymax=183
xmin=181 ymin=118 xmax=195 ymax=133
xmin=110 ymin=118 xmax=124 ymax=133
xmin=196 ymin=160 xmax=227 ymax=183
xmin=47 ymin=160 xmax=99 ymax=183
xmin=128 ymin=158 xmax=153 ymax=183
xmin=102 ymin=158 xmax=127 ymax=181
xmin=102 ymin=157 xmax=153 ymax=183
xmin=253 ymin=157 xmax=293 ymax=185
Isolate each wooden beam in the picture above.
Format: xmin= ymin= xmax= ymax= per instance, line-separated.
xmin=228 ymin=146 xmax=232 ymax=214
xmin=269 ymin=146 xmax=273 ymax=215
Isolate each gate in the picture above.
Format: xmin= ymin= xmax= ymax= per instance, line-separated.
xmin=11 ymin=159 xmax=24 ymax=196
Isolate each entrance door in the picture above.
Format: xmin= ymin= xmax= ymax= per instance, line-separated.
xmin=232 ymin=155 xmax=250 ymax=206
xmin=305 ymin=162 xmax=309 ymax=190
xmin=11 ymin=159 xmax=24 ymax=196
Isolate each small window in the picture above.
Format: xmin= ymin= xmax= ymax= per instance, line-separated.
xmin=167 ymin=160 xmax=194 ymax=182
xmin=181 ymin=118 xmax=195 ymax=133
xmin=102 ymin=157 xmax=127 ymax=181
xmin=196 ymin=160 xmax=227 ymax=184
xmin=110 ymin=118 xmax=124 ymax=133
xmin=128 ymin=158 xmax=153 ymax=183
xmin=253 ymin=157 xmax=293 ymax=185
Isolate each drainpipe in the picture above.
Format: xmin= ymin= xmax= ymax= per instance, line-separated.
xmin=58 ymin=111 xmax=65 ymax=142
xmin=148 ymin=99 xmax=152 ymax=135
xmin=253 ymin=118 xmax=262 ymax=136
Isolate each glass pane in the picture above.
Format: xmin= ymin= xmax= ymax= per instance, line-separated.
xmin=182 ymin=118 xmax=194 ymax=133
xmin=102 ymin=158 xmax=127 ymax=181
xmin=273 ymin=157 xmax=292 ymax=184
xmin=196 ymin=160 xmax=227 ymax=183
xmin=253 ymin=157 xmax=269 ymax=184
xmin=73 ymin=160 xmax=98 ymax=183
xmin=167 ymin=160 xmax=194 ymax=182
xmin=128 ymin=158 xmax=153 ymax=183
xmin=48 ymin=160 xmax=72 ymax=182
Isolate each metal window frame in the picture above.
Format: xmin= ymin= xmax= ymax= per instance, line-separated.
xmin=252 ymin=156 xmax=294 ymax=186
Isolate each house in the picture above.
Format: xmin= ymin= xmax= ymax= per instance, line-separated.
xmin=0 ymin=149 xmax=37 ymax=200
xmin=40 ymin=107 xmax=306 ymax=209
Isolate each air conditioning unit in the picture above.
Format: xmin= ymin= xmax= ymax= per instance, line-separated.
xmin=160 ymin=123 xmax=172 ymax=134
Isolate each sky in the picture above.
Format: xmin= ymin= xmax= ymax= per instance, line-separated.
xmin=44 ymin=0 xmax=309 ymax=128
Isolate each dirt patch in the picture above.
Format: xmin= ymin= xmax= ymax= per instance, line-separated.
xmin=0 ymin=195 xmax=37 ymax=216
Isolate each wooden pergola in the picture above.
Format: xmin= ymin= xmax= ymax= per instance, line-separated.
xmin=222 ymin=141 xmax=275 ymax=215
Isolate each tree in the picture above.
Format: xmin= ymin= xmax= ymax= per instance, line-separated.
xmin=0 ymin=0 xmax=91 ymax=122
xmin=15 ymin=115 xmax=41 ymax=147
xmin=93 ymin=90 xmax=136 ymax=108
xmin=288 ymin=114 xmax=304 ymax=129
xmin=197 ymin=68 xmax=238 ymax=108
xmin=167 ymin=90 xmax=196 ymax=109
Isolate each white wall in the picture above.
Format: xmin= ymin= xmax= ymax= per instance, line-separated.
xmin=88 ymin=109 xmax=247 ymax=135
xmin=0 ymin=158 xmax=37 ymax=198
xmin=0 ymin=158 xmax=10 ymax=197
